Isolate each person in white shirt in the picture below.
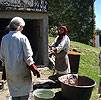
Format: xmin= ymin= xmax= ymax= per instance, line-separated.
xmin=0 ymin=17 xmax=40 ymax=100
xmin=51 ymin=26 xmax=71 ymax=77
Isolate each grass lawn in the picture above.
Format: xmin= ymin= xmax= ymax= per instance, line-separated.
xmin=49 ymin=36 xmax=101 ymax=100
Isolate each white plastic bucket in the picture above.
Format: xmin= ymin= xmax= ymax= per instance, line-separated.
xmin=33 ymin=89 xmax=55 ymax=100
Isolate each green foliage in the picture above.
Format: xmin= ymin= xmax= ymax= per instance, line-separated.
xmin=48 ymin=0 xmax=95 ymax=44
xmin=48 ymin=36 xmax=55 ymax=46
xmin=49 ymin=26 xmax=58 ymax=36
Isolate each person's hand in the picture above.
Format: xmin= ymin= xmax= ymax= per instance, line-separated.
xmin=27 ymin=64 xmax=40 ymax=78
xmin=32 ymin=64 xmax=40 ymax=78
xmin=52 ymin=47 xmax=57 ymax=51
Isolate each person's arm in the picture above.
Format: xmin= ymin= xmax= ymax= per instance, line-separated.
xmin=22 ymin=36 xmax=40 ymax=77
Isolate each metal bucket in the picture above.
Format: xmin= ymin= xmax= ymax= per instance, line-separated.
xmin=33 ymin=89 xmax=55 ymax=100
xmin=59 ymin=75 xmax=96 ymax=100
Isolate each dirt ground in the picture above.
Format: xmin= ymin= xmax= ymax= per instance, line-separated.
xmin=0 ymin=67 xmax=64 ymax=100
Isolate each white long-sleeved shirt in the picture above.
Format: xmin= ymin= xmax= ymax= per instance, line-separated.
xmin=0 ymin=31 xmax=34 ymax=97
xmin=51 ymin=35 xmax=70 ymax=53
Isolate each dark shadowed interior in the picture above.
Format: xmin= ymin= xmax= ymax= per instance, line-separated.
xmin=0 ymin=19 xmax=43 ymax=69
